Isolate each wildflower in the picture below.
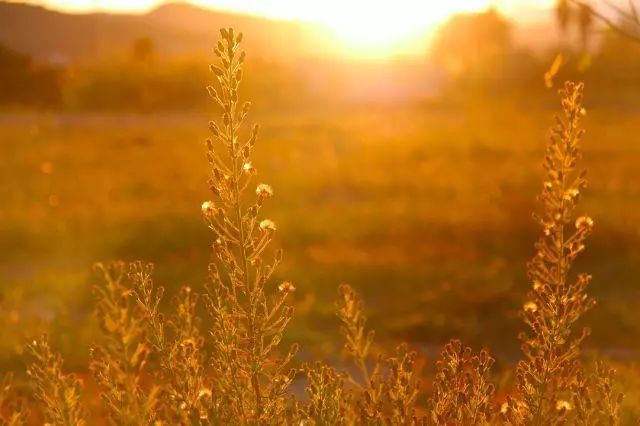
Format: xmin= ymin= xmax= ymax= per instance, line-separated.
xmin=201 ymin=201 xmax=215 ymax=216
xmin=523 ymin=302 xmax=538 ymax=313
xmin=256 ymin=183 xmax=273 ymax=199
xmin=278 ymin=281 xmax=295 ymax=293
xmin=259 ymin=219 xmax=276 ymax=232
xmin=243 ymin=162 xmax=255 ymax=174
xmin=563 ymin=188 xmax=579 ymax=201
xmin=556 ymin=399 xmax=572 ymax=411
xmin=575 ymin=216 xmax=594 ymax=231
xmin=543 ymin=222 xmax=554 ymax=236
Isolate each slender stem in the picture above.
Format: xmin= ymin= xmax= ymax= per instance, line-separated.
xmin=225 ymin=49 xmax=262 ymax=419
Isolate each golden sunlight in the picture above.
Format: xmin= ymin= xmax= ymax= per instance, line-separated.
xmin=197 ymin=0 xmax=499 ymax=56
xmin=315 ymin=0 xmax=496 ymax=55
xmin=33 ymin=0 xmax=556 ymax=57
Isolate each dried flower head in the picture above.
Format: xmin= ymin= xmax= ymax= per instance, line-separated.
xmin=201 ymin=201 xmax=215 ymax=216
xmin=523 ymin=301 xmax=538 ymax=313
xmin=575 ymin=215 xmax=594 ymax=231
xmin=278 ymin=281 xmax=295 ymax=293
xmin=556 ymin=400 xmax=572 ymax=411
xmin=564 ymin=188 xmax=580 ymax=201
xmin=259 ymin=219 xmax=277 ymax=232
xmin=198 ymin=388 xmax=212 ymax=399
xmin=256 ymin=183 xmax=274 ymax=199
xmin=243 ymin=162 xmax=255 ymax=174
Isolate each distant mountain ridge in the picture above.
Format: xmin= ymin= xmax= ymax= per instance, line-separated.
xmin=0 ymin=1 xmax=559 ymax=65
xmin=0 ymin=1 xmax=327 ymax=63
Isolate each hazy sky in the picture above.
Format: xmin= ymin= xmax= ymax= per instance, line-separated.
xmin=11 ymin=0 xmax=557 ymax=56
xmin=15 ymin=0 xmax=556 ymax=19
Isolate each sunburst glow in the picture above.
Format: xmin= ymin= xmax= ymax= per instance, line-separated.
xmin=313 ymin=0 xmax=497 ymax=56
xmin=197 ymin=0 xmax=499 ymax=56
xmin=30 ymin=0 xmax=556 ymax=57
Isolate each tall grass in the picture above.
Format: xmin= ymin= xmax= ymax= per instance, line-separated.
xmin=3 ymin=29 xmax=625 ymax=425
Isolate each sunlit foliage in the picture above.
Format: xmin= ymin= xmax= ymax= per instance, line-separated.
xmin=11 ymin=30 xmax=628 ymax=426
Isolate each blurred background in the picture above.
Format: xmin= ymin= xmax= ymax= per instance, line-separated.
xmin=1 ymin=0 xmax=639 ymax=406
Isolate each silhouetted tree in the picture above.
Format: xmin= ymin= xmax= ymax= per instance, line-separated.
xmin=590 ymin=18 xmax=640 ymax=87
xmin=432 ymin=8 xmax=511 ymax=76
xmin=578 ymin=3 xmax=594 ymax=49
xmin=0 ymin=43 xmax=63 ymax=107
xmin=556 ymin=0 xmax=572 ymax=36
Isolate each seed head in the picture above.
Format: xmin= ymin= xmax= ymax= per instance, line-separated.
xmin=198 ymin=388 xmax=212 ymax=399
xmin=563 ymin=188 xmax=579 ymax=201
xmin=201 ymin=201 xmax=215 ymax=216
xmin=556 ymin=399 xmax=572 ymax=411
xmin=256 ymin=183 xmax=274 ymax=199
xmin=278 ymin=281 xmax=296 ymax=293
xmin=575 ymin=215 xmax=594 ymax=231
xmin=243 ymin=162 xmax=255 ymax=174
xmin=259 ymin=219 xmax=277 ymax=232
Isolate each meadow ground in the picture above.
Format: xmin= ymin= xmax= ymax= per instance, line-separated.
xmin=1 ymin=98 xmax=640 ymax=410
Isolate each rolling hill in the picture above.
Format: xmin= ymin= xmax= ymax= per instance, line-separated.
xmin=0 ymin=1 xmax=328 ymax=63
xmin=0 ymin=1 xmax=562 ymax=68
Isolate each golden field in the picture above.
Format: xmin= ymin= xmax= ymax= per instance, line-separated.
xmin=2 ymin=98 xmax=639 ymax=364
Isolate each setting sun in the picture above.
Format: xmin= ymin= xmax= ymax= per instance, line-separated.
xmin=307 ymin=0 xmax=496 ymax=56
